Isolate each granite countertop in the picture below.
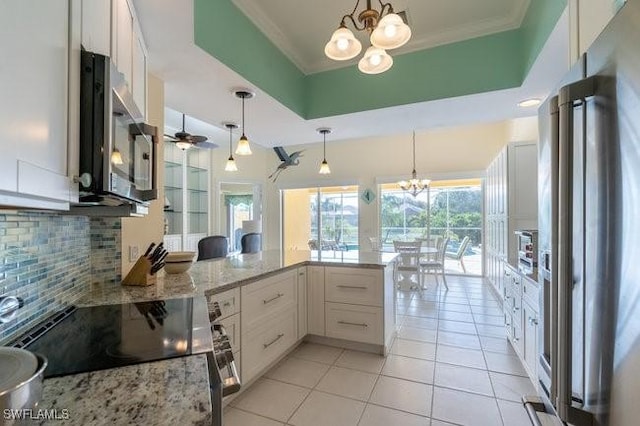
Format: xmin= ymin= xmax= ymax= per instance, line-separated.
xmin=38 ymin=355 xmax=212 ymax=426
xmin=78 ymin=249 xmax=398 ymax=307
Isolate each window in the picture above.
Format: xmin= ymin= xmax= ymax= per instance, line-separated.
xmin=380 ymin=179 xmax=483 ymax=276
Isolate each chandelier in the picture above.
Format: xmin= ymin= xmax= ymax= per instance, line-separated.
xmin=324 ymin=0 xmax=411 ymax=74
xmin=398 ymin=131 xmax=430 ymax=197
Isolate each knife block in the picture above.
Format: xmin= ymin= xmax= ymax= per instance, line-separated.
xmin=122 ymin=256 xmax=157 ymax=286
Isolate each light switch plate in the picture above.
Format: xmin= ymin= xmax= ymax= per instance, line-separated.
xmin=129 ymin=245 xmax=139 ymax=262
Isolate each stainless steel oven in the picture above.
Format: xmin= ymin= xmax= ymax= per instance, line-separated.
xmin=515 ymin=230 xmax=538 ymax=275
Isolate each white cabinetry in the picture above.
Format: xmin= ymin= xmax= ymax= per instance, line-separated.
xmin=307 ymin=266 xmax=325 ymax=336
xmin=81 ymin=0 xmax=110 ymax=56
xmin=485 ymin=142 xmax=537 ymax=295
xmin=569 ymin=0 xmax=623 ymax=60
xmin=0 ymin=0 xmax=80 ymax=210
xmin=297 ymin=267 xmax=307 ymax=339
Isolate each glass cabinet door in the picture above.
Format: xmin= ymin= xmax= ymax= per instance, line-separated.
xmin=164 ymin=142 xmax=183 ymax=237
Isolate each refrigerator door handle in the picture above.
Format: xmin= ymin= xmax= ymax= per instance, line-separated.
xmin=557 ymin=77 xmax=598 ymax=426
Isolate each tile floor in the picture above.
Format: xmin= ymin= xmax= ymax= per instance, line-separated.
xmin=224 ymin=276 xmax=537 ymax=426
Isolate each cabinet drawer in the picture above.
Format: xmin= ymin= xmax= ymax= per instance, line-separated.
xmin=325 ymin=267 xmax=382 ymax=307
xmin=241 ymin=308 xmax=297 ymax=383
xmin=208 ymin=287 xmax=240 ymax=320
xmin=242 ymin=270 xmax=297 ymax=329
xmin=218 ymin=313 xmax=240 ymax=353
xmin=325 ymin=302 xmax=383 ymax=345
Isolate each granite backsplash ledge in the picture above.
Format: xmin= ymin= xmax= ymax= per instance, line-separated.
xmin=0 ymin=211 xmax=123 ymax=344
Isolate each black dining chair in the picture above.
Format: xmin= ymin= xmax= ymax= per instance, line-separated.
xmin=240 ymin=233 xmax=262 ymax=254
xmin=197 ymin=235 xmax=229 ymax=261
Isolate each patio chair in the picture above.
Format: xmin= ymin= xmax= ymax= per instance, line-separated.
xmin=419 ymin=236 xmax=450 ymax=289
xmin=445 ymin=236 xmax=471 ymax=273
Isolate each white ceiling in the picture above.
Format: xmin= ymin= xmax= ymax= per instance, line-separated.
xmin=232 ymin=0 xmax=531 ymax=74
xmin=133 ymin=0 xmax=569 ymax=149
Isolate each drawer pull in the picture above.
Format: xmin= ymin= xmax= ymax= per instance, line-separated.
xmin=263 ymin=333 xmax=284 ymax=349
xmin=263 ymin=293 xmax=284 ymax=304
xmin=513 ymin=306 xmax=520 ymax=312
xmin=338 ymin=320 xmax=368 ymax=328
xmin=528 ymin=317 xmax=538 ymax=326
xmin=337 ymin=285 xmax=367 ymax=290
xmin=223 ymin=301 xmax=232 ymax=307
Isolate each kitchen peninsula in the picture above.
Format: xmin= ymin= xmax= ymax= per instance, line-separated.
xmin=38 ymin=250 xmax=398 ymax=424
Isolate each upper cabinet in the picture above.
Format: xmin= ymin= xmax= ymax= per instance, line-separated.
xmin=569 ymin=0 xmax=625 ymax=60
xmin=81 ymin=0 xmax=110 ymax=56
xmin=0 ymin=0 xmax=80 ymax=210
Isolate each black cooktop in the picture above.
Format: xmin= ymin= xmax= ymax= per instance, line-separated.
xmin=12 ymin=298 xmax=208 ymax=378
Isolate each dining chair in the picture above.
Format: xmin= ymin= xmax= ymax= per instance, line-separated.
xmin=445 ymin=236 xmax=471 ymax=273
xmin=197 ymin=235 xmax=229 ymax=261
xmin=240 ymin=232 xmax=262 ymax=254
xmin=393 ymin=240 xmax=423 ymax=290
xmin=419 ymin=236 xmax=450 ymax=289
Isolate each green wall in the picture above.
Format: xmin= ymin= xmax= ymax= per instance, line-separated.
xmin=194 ymin=0 xmax=566 ymax=119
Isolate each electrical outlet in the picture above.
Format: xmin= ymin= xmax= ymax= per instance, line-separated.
xmin=129 ymin=245 xmax=139 ymax=262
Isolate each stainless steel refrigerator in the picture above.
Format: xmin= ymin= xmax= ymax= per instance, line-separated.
xmin=531 ymin=1 xmax=640 ymax=425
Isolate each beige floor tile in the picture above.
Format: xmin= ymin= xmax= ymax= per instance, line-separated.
xmin=402 ymin=316 xmax=439 ymax=330
xmin=410 ymin=299 xmax=440 ymax=310
xmin=475 ymin=323 xmax=507 ymax=338
xmin=484 ymin=352 xmax=528 ymax=377
xmin=223 ymin=408 xmax=285 ymax=426
xmin=438 ymin=303 xmax=472 ymax=314
xmin=264 ymin=357 xmax=330 ymax=388
xmin=290 ymin=342 xmax=343 ymax=365
xmin=369 ymin=376 xmax=433 ymax=417
xmin=437 ymin=319 xmax=477 ymax=335
xmin=399 ymin=326 xmax=438 ymax=343
xmin=232 ymin=378 xmax=309 ymax=422
xmin=479 ymin=335 xmax=517 ymax=355
xmin=473 ymin=314 xmax=505 ymax=326
xmin=434 ymin=362 xmax=494 ymax=396
xmin=316 ymin=366 xmax=378 ymax=401
xmin=358 ymin=404 xmax=429 ymax=426
xmin=404 ymin=306 xmax=439 ymax=319
xmin=497 ymin=399 xmax=532 ymax=425
xmin=432 ymin=387 xmax=502 ymax=425
xmin=288 ymin=391 xmax=365 ymax=426
xmin=436 ymin=345 xmax=486 ymax=370
xmin=437 ymin=331 xmax=481 ymax=349
xmin=430 ymin=420 xmax=458 ymax=426
xmin=382 ymin=354 xmax=435 ymax=384
xmin=490 ymin=371 xmax=537 ymax=402
xmin=437 ymin=310 xmax=474 ymax=323
xmin=335 ymin=350 xmax=386 ymax=374
xmin=470 ymin=305 xmax=503 ymax=317
xmin=391 ymin=338 xmax=436 ymax=361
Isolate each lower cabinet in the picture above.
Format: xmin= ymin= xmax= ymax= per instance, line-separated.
xmin=307 ymin=266 xmax=325 ymax=335
xmin=325 ymin=302 xmax=383 ymax=345
xmin=241 ymin=308 xmax=297 ymax=383
xmin=297 ymin=267 xmax=307 ymax=339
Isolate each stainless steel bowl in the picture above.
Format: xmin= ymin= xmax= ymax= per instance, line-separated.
xmin=0 ymin=352 xmax=47 ymax=412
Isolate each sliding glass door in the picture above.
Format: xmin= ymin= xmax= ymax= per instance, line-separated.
xmin=283 ymin=186 xmax=359 ymax=252
xmin=380 ymin=179 xmax=483 ymax=276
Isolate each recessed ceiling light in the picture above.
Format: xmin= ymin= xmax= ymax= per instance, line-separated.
xmin=518 ymin=98 xmax=542 ymax=108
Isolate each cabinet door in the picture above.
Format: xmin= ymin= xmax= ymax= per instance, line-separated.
xmin=132 ymin=30 xmax=146 ymax=118
xmin=523 ymin=300 xmax=539 ymax=378
xmin=297 ymin=267 xmax=308 ymax=339
xmin=0 ymin=0 xmax=71 ymax=207
xmin=81 ymin=0 xmax=110 ymax=55
xmin=114 ymin=0 xmax=133 ymax=88
xmin=307 ymin=266 xmax=325 ymax=335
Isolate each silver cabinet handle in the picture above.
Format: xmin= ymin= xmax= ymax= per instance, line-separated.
xmin=513 ymin=306 xmax=520 ymax=312
xmin=263 ymin=333 xmax=284 ymax=349
xmin=337 ymin=285 xmax=367 ymax=290
xmin=223 ymin=301 xmax=232 ymax=307
xmin=528 ymin=317 xmax=538 ymax=326
xmin=263 ymin=293 xmax=284 ymax=304
xmin=337 ymin=320 xmax=368 ymax=327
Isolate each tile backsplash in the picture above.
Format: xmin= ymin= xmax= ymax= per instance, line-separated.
xmin=0 ymin=211 xmax=122 ymax=344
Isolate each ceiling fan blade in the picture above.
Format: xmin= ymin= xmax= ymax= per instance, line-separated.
xmin=189 ymin=135 xmax=207 ymax=144
xmin=194 ymin=141 xmax=219 ymax=149
xmin=164 ymin=134 xmax=178 ymax=141
xmin=174 ymin=131 xmax=191 ymax=140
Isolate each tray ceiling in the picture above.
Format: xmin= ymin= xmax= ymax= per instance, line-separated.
xmin=232 ymin=0 xmax=531 ymax=74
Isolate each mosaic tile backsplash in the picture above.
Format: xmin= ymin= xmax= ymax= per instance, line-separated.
xmin=0 ymin=211 xmax=122 ymax=344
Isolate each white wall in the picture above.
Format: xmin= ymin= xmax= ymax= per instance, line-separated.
xmin=263 ymin=118 xmax=539 ymax=251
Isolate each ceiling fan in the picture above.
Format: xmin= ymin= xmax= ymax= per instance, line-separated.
xmin=164 ymin=114 xmax=218 ymax=150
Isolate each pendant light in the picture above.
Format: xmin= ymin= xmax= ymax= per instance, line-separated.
xmin=398 ymin=131 xmax=430 ymax=197
xmin=358 ymin=46 xmax=393 ymax=74
xmin=234 ymin=90 xmax=254 ymax=156
xmin=224 ymin=123 xmax=238 ymax=172
xmin=111 ymin=148 xmax=124 ymax=165
xmin=318 ymin=128 xmax=332 ymax=175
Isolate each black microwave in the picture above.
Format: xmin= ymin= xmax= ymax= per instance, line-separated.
xmin=78 ymin=50 xmax=157 ymax=206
